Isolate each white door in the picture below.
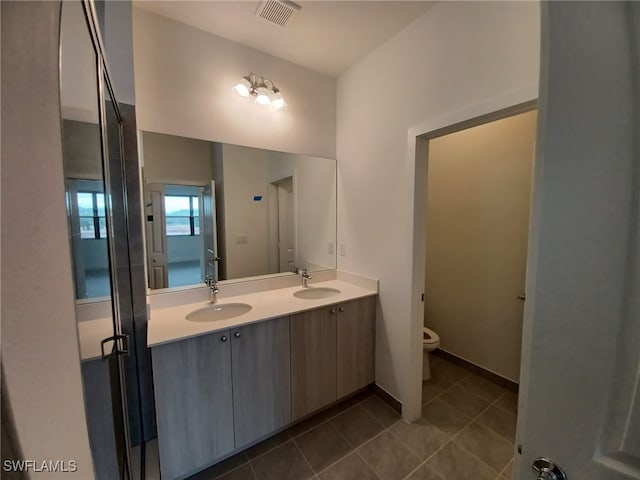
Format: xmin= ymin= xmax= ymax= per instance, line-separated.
xmin=202 ymin=180 xmax=219 ymax=281
xmin=515 ymin=3 xmax=639 ymax=479
xmin=144 ymin=183 xmax=168 ymax=289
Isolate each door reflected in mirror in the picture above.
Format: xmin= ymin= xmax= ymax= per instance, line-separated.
xmin=140 ymin=132 xmax=337 ymax=290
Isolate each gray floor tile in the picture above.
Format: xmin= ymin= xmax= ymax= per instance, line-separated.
xmin=357 ymin=431 xmax=421 ymax=480
xmin=422 ymin=376 xmax=454 ymax=405
xmin=430 ymin=359 xmax=470 ymax=384
xmin=421 ymin=397 xmax=473 ymax=438
xmin=458 ymin=375 xmax=505 ymax=403
xmin=427 ymin=442 xmax=498 ymax=480
xmin=501 ymin=460 xmax=513 ymax=478
xmin=405 ymin=464 xmax=444 ymax=480
xmin=246 ymin=430 xmax=292 ymax=459
xmin=250 ymin=441 xmax=314 ymax=480
xmin=476 ymin=405 xmax=517 ymax=442
xmin=454 ymin=422 xmax=513 ymax=473
xmin=438 ymin=384 xmax=490 ymax=418
xmin=389 ymin=420 xmax=448 ymax=460
xmin=493 ymin=391 xmax=518 ymax=415
xmin=360 ymin=395 xmax=401 ymax=428
xmin=217 ymin=464 xmax=256 ymax=480
xmin=190 ymin=452 xmax=249 ymax=479
xmin=295 ymin=423 xmax=352 ymax=473
xmin=289 ymin=412 xmax=331 ymax=438
xmin=430 ymin=353 xmax=444 ymax=365
xmin=323 ymin=397 xmax=360 ymax=420
xmin=317 ymin=452 xmax=378 ymax=480
xmin=330 ymin=405 xmax=385 ymax=448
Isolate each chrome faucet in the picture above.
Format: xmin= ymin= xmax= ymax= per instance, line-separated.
xmin=301 ymin=270 xmax=312 ymax=288
xmin=205 ymin=276 xmax=219 ymax=303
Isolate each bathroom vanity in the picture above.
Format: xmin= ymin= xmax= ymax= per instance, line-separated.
xmin=147 ymin=276 xmax=377 ymax=480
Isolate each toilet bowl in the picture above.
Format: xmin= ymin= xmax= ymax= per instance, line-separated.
xmin=422 ymin=327 xmax=440 ymax=380
xmin=422 ymin=327 xmax=440 ymax=352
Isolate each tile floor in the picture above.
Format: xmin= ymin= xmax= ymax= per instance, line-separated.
xmin=173 ymin=354 xmax=517 ymax=480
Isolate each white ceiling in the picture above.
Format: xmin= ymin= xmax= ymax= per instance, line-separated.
xmin=133 ymin=1 xmax=435 ymax=77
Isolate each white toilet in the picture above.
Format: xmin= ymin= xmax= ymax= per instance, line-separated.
xmin=422 ymin=327 xmax=440 ymax=380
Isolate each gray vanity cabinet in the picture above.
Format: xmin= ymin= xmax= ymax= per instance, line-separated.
xmin=153 ymin=317 xmax=291 ymax=478
xmin=231 ymin=316 xmax=292 ymax=448
xmin=152 ymin=331 xmax=235 ymax=480
xmin=290 ymin=306 xmax=338 ymax=420
xmin=337 ymin=296 xmax=377 ymax=398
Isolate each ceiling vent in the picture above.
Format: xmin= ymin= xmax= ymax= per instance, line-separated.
xmin=256 ymin=0 xmax=301 ymax=27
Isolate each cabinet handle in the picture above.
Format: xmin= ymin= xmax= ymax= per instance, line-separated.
xmin=220 ymin=335 xmax=227 ymax=342
xmin=330 ymin=309 xmax=336 ymax=315
xmin=339 ymin=307 xmax=345 ymax=313
xmin=234 ymin=332 xmax=241 ymax=338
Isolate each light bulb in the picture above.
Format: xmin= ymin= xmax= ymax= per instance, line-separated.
xmin=255 ymin=86 xmax=271 ymax=105
xmin=271 ymin=91 xmax=285 ymax=109
xmin=233 ymin=78 xmax=251 ymax=98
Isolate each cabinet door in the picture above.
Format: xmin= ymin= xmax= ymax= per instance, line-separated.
xmin=337 ymin=296 xmax=376 ymax=398
xmin=231 ymin=316 xmax=291 ymax=448
xmin=291 ymin=306 xmax=337 ymax=420
xmin=152 ymin=332 xmax=234 ymax=480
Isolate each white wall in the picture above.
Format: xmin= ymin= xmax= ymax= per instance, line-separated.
xmin=282 ymin=153 xmax=337 ymax=272
xmin=1 ymin=2 xmax=94 ymax=476
xmin=82 ymin=239 xmax=109 ymax=270
xmin=337 ymin=1 xmax=540 ymax=411
xmin=102 ymin=1 xmax=136 ymax=105
xmin=132 ymin=8 xmax=336 ymax=159
xmin=220 ymin=144 xmax=270 ymax=279
xmin=167 ymin=236 xmax=201 ymax=264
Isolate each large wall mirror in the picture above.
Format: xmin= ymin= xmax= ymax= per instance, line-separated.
xmin=60 ymin=1 xmax=110 ymax=301
xmin=140 ymin=131 xmax=337 ymax=290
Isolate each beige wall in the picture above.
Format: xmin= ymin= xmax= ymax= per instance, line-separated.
xmin=425 ymin=110 xmax=537 ymax=382
xmin=141 ymin=131 xmax=212 ymax=185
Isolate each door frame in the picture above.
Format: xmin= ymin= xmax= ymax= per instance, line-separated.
xmin=405 ymin=93 xmax=538 ymax=421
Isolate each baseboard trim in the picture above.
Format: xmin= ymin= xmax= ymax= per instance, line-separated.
xmin=432 ymin=349 xmax=519 ymax=393
xmin=372 ymin=384 xmax=402 ymax=414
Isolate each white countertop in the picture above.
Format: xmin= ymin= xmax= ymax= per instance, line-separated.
xmin=148 ymin=279 xmax=378 ymax=348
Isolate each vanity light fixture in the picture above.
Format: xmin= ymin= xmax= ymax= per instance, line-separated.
xmin=233 ymin=73 xmax=286 ymax=109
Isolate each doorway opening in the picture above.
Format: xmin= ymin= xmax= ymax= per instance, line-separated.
xmin=144 ymin=183 xmax=206 ymax=289
xmin=409 ymin=101 xmax=537 ymax=463
xmin=268 ymin=176 xmax=296 ymax=274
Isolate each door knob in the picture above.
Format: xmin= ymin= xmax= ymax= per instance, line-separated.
xmin=518 ymin=293 xmax=526 ymax=302
xmin=532 ymin=457 xmax=567 ymax=480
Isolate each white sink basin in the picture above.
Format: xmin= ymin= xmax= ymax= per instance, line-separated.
xmin=293 ymin=287 xmax=341 ymax=300
xmin=186 ymin=303 xmax=252 ymax=322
